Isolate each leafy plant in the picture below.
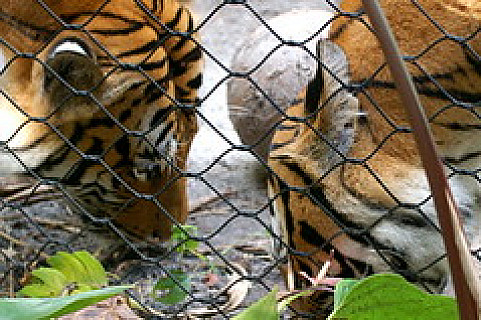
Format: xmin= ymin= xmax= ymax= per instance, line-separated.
xmin=0 ymin=286 xmax=131 ymax=320
xmin=153 ymin=269 xmax=191 ymax=305
xmin=1 ymin=251 xmax=132 ymax=320
xmin=171 ymin=224 xmax=200 ymax=255
xmin=232 ymin=288 xmax=279 ymax=320
xmin=232 ymin=287 xmax=312 ymax=320
xmin=150 ymin=225 xmax=200 ymax=306
xmin=233 ymin=273 xmax=459 ymax=320
xmin=328 ymin=274 xmax=458 ymax=320
xmin=18 ymin=251 xmax=109 ymax=298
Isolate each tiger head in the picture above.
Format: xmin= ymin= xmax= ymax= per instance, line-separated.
xmin=0 ymin=0 xmax=201 ymax=238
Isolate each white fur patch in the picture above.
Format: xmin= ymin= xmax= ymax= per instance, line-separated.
xmin=52 ymin=40 xmax=89 ymax=57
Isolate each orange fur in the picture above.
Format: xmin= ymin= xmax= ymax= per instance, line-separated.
xmin=269 ymin=0 xmax=480 ymax=317
xmin=0 ymin=0 xmax=202 ymax=239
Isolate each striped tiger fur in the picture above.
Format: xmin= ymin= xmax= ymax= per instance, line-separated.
xmin=268 ymin=0 xmax=480 ymax=317
xmin=0 ymin=0 xmax=202 ymax=239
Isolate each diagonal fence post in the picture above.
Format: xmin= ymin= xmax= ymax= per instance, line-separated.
xmin=361 ymin=0 xmax=480 ymax=319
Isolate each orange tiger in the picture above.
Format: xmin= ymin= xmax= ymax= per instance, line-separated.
xmin=268 ymin=0 xmax=480 ymax=317
xmin=0 ymin=0 xmax=202 ymax=239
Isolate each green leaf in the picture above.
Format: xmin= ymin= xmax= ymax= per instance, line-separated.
xmin=333 ymin=279 xmax=359 ymax=309
xmin=46 ymin=252 xmax=89 ymax=284
xmin=153 ymin=269 xmax=191 ymax=305
xmin=18 ymin=268 xmax=68 ymax=297
xmin=328 ymin=273 xmax=459 ymax=320
xmin=232 ymin=288 xmax=279 ymax=320
xmin=71 ymin=251 xmax=108 ymax=287
xmin=17 ymin=284 xmax=58 ymax=299
xmin=0 ymin=285 xmax=131 ymax=320
xmin=171 ymin=225 xmax=199 ymax=253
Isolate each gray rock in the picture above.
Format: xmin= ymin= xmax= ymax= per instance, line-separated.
xmin=227 ymin=9 xmax=333 ymax=160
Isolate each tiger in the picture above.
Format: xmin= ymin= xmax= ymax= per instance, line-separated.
xmin=268 ymin=0 xmax=480 ymax=317
xmin=0 ymin=0 xmax=202 ymax=240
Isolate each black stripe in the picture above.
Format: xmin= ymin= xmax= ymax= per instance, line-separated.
xmin=76 ymin=181 xmax=113 ymax=206
xmin=186 ymin=73 xmax=202 ymax=89
xmin=270 ymin=142 xmax=291 ymax=151
xmin=443 ymin=151 xmax=481 ymax=164
xmin=328 ymin=5 xmax=363 ymax=41
xmin=171 ymin=14 xmax=194 ymax=53
xmin=117 ymin=40 xmax=161 ymax=58
xmin=155 ymin=121 xmax=174 ymax=147
xmin=170 ymin=47 xmax=202 ymax=78
xmin=87 ymin=117 xmax=116 ymax=129
xmin=280 ymin=160 xmax=370 ymax=246
xmin=114 ymin=135 xmax=130 ymax=164
xmin=164 ymin=7 xmax=183 ymax=31
xmin=299 ymin=220 xmax=363 ymax=278
xmin=464 ymin=47 xmax=481 ymax=76
xmin=139 ymin=58 xmax=167 ymax=71
xmin=305 ymin=68 xmax=323 ymax=115
xmin=0 ymin=12 xmax=54 ymax=42
xmin=62 ymin=137 xmax=104 ymax=184
xmin=89 ymin=23 xmax=144 ymax=36
xmin=363 ymin=79 xmax=481 ymax=103
xmin=119 ymin=109 xmax=132 ymax=123
xmin=277 ymin=178 xmax=296 ymax=252
xmin=175 ymin=85 xmax=189 ymax=97
xmin=132 ymin=98 xmax=143 ymax=107
xmin=14 ymin=131 xmax=52 ymax=152
xmin=150 ymin=107 xmax=173 ymax=128
xmin=178 ymin=46 xmax=202 ymax=63
xmin=36 ymin=123 xmax=85 ymax=172
xmin=433 ymin=122 xmax=481 ymax=131
xmin=144 ymin=81 xmax=169 ymax=104
xmin=60 ymin=11 xmax=142 ymax=25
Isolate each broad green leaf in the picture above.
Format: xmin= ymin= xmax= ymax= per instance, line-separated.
xmin=232 ymin=288 xmax=279 ymax=320
xmin=72 ymin=251 xmax=108 ymax=287
xmin=333 ymin=279 xmax=359 ymax=309
xmin=17 ymin=284 xmax=58 ymax=299
xmin=153 ymin=269 xmax=191 ymax=305
xmin=47 ymin=252 xmax=89 ymax=284
xmin=18 ymin=268 xmax=68 ymax=297
xmin=328 ymin=273 xmax=459 ymax=320
xmin=0 ymin=285 xmax=131 ymax=320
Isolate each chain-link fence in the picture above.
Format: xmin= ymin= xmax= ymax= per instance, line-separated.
xmin=1 ymin=0 xmax=480 ymax=318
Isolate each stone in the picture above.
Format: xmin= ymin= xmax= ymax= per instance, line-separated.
xmin=227 ymin=9 xmax=333 ymax=160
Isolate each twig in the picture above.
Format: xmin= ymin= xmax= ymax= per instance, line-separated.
xmin=0 ymin=214 xmax=81 ymax=233
xmin=32 ymin=217 xmax=82 ymax=233
xmin=0 ymin=230 xmax=28 ymax=248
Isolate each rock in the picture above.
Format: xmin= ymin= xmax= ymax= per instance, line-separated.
xmin=227 ymin=9 xmax=333 ymax=160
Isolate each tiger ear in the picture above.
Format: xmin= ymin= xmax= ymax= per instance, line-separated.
xmin=314 ymin=39 xmax=359 ymax=165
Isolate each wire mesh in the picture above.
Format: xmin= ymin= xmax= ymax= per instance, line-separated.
xmin=0 ymin=0 xmax=480 ymax=319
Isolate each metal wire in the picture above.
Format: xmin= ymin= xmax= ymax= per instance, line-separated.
xmin=0 ymin=0 xmax=479 ymax=318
